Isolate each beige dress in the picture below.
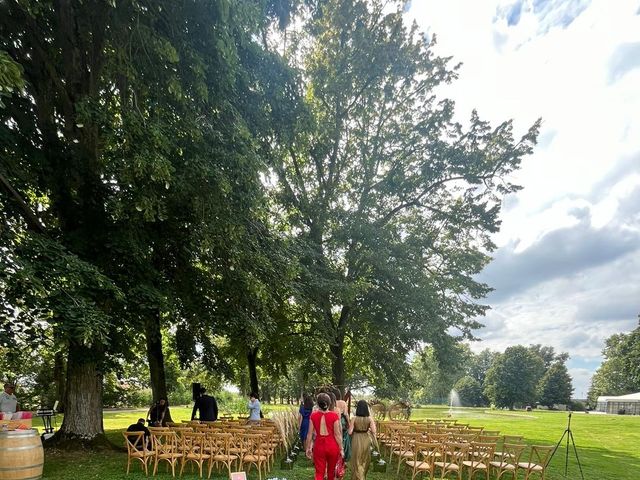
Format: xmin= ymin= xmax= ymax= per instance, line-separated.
xmin=349 ymin=416 xmax=377 ymax=480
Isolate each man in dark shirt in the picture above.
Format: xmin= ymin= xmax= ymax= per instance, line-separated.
xmin=126 ymin=418 xmax=150 ymax=449
xmin=191 ymin=387 xmax=218 ymax=421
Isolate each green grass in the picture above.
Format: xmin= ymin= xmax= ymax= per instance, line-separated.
xmin=36 ymin=406 xmax=640 ymax=480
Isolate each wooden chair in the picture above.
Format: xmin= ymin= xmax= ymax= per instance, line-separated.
xmin=434 ymin=442 xmax=469 ymax=480
xmin=462 ymin=442 xmax=495 ymax=480
xmin=478 ymin=435 xmax=500 ymax=445
xmin=394 ymin=432 xmax=421 ymax=476
xmin=239 ymin=433 xmax=269 ymax=480
xmin=387 ymin=424 xmax=411 ymax=462
xmin=208 ymin=432 xmax=239 ymax=478
xmin=406 ymin=441 xmax=440 ymax=480
xmin=148 ymin=426 xmax=170 ymax=433
xmin=451 ymin=432 xmax=477 ymax=444
xmin=123 ymin=431 xmax=152 ymax=475
xmin=179 ymin=432 xmax=211 ymax=478
xmin=495 ymin=435 xmax=524 ymax=461
xmin=426 ymin=432 xmax=450 ymax=445
xmin=518 ymin=445 xmax=554 ymax=480
xmin=151 ymin=430 xmax=182 ymax=477
xmin=489 ymin=443 xmax=526 ymax=480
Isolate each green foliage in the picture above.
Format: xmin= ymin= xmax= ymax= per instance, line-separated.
xmin=267 ymin=0 xmax=540 ymax=388
xmin=537 ymin=362 xmax=573 ymax=408
xmin=410 ymin=345 xmax=470 ymax=404
xmin=0 ymin=50 xmax=23 ymax=107
xmin=483 ymin=345 xmax=545 ymax=409
xmin=466 ymin=349 xmax=499 ymax=386
xmin=453 ymin=376 xmax=486 ymax=407
xmin=588 ymin=321 xmax=640 ymax=405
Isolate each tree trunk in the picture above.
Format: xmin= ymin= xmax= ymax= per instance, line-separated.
xmin=330 ymin=339 xmax=346 ymax=396
xmin=247 ymin=347 xmax=259 ymax=396
xmin=53 ymin=351 xmax=65 ymax=412
xmin=144 ymin=311 xmax=172 ymax=422
xmin=53 ymin=341 xmax=106 ymax=447
xmin=331 ymin=306 xmax=351 ymax=397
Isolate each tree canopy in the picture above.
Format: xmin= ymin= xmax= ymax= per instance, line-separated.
xmin=1 ymin=0 xmax=546 ymax=442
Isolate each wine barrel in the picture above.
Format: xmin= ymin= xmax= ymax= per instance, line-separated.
xmin=0 ymin=429 xmax=44 ymax=480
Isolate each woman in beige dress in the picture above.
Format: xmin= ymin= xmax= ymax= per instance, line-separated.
xmin=348 ymin=400 xmax=378 ymax=480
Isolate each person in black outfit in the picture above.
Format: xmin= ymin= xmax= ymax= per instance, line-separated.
xmin=126 ymin=418 xmax=151 ymax=449
xmin=147 ymin=397 xmax=170 ymax=426
xmin=191 ymin=387 xmax=218 ymax=421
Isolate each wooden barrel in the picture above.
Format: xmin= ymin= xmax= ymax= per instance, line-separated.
xmin=0 ymin=429 xmax=44 ymax=480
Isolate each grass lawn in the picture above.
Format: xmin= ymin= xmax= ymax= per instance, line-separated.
xmin=36 ymin=406 xmax=640 ymax=480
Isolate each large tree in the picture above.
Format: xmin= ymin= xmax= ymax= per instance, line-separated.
xmin=266 ymin=0 xmax=540 ymax=391
xmin=537 ymin=362 xmax=573 ymax=409
xmin=588 ymin=321 xmax=640 ymax=405
xmin=483 ymin=345 xmax=544 ymax=409
xmin=0 ymin=0 xmax=294 ymax=443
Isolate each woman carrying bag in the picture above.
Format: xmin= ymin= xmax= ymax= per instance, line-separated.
xmin=348 ymin=400 xmax=378 ymax=480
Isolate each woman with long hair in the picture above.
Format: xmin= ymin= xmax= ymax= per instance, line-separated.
xmin=298 ymin=394 xmax=314 ymax=446
xmin=336 ymin=399 xmax=351 ymax=462
xmin=348 ymin=400 xmax=378 ymax=480
xmin=305 ymin=392 xmax=344 ymax=480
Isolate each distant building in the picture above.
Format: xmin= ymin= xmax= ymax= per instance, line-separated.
xmin=595 ymin=392 xmax=640 ymax=415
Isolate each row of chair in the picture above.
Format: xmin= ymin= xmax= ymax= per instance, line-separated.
xmin=124 ymin=424 xmax=282 ymax=478
xmin=402 ymin=439 xmax=554 ymax=480
xmin=377 ymin=420 xmax=554 ymax=480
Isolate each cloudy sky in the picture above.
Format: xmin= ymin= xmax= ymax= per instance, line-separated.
xmin=406 ymin=0 xmax=640 ymax=398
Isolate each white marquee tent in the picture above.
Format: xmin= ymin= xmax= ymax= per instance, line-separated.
xmin=595 ymin=392 xmax=640 ymax=415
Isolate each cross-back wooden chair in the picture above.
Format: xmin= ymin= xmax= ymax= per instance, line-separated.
xmin=387 ymin=424 xmax=411 ymax=462
xmin=208 ymin=432 xmax=238 ymax=479
xmin=151 ymin=430 xmax=182 ymax=477
xmin=434 ymin=442 xmax=470 ymax=480
xmin=394 ymin=431 xmax=421 ymax=476
xmin=495 ymin=435 xmax=524 ymax=461
xmin=239 ymin=433 xmax=269 ymax=480
xmin=489 ymin=443 xmax=526 ymax=480
xmin=426 ymin=432 xmax=450 ymax=445
xmin=179 ymin=431 xmax=211 ymax=478
xmin=517 ymin=445 xmax=555 ymax=480
xmin=478 ymin=434 xmax=500 ymax=444
xmin=407 ymin=441 xmax=440 ymax=480
xmin=462 ymin=441 xmax=496 ymax=480
xmin=123 ymin=431 xmax=153 ymax=475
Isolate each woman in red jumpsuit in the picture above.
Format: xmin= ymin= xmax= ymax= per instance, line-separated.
xmin=305 ymin=393 xmax=344 ymax=480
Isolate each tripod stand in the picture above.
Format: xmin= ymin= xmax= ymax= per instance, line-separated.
xmin=548 ymin=412 xmax=585 ymax=480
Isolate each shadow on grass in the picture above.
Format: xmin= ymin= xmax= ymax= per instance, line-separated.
xmin=524 ymin=436 xmax=640 ymax=480
xmin=42 ymin=427 xmax=639 ymax=480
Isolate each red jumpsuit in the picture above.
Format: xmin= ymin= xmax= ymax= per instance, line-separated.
xmin=310 ymin=410 xmax=341 ymax=480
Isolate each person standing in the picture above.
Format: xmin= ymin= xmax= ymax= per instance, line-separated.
xmin=306 ymin=393 xmax=343 ymax=480
xmin=247 ymin=392 xmax=261 ymax=421
xmin=348 ymin=400 xmax=378 ymax=480
xmin=0 ymin=383 xmax=18 ymax=417
xmin=298 ymin=394 xmax=314 ymax=446
xmin=146 ymin=398 xmax=170 ymax=426
xmin=191 ymin=387 xmax=218 ymax=421
xmin=336 ymin=400 xmax=352 ymax=462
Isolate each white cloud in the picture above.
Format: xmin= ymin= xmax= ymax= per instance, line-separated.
xmin=407 ymin=0 xmax=640 ymax=396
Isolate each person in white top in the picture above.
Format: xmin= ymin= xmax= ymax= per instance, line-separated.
xmin=0 ymin=382 xmax=19 ymax=416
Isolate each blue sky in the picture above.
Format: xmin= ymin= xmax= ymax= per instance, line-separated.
xmin=407 ymin=0 xmax=640 ymax=398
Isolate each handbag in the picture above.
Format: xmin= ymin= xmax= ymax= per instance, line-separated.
xmin=335 ymin=457 xmax=346 ymax=479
